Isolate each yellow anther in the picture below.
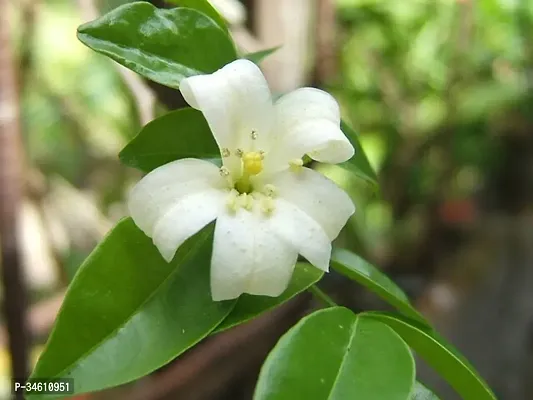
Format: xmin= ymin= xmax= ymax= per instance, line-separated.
xmin=235 ymin=148 xmax=244 ymax=157
xmin=219 ymin=166 xmax=230 ymax=176
xmin=239 ymin=193 xmax=254 ymax=211
xmin=219 ymin=166 xmax=234 ymax=187
xmin=251 ymin=130 xmax=258 ymax=140
xmin=261 ymin=197 xmax=275 ymax=215
xmin=221 ymin=148 xmax=231 ymax=157
xmin=242 ymin=151 xmax=264 ymax=176
xmin=289 ymin=158 xmax=304 ymax=172
xmin=226 ymin=189 xmax=239 ymax=212
xmin=263 ymin=184 xmax=277 ymax=197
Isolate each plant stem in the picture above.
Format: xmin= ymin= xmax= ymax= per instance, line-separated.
xmin=308 ymin=285 xmax=337 ymax=308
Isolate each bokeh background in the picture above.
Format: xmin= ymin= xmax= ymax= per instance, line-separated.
xmin=1 ymin=0 xmax=533 ymax=399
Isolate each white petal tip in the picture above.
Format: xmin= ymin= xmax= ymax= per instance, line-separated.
xmin=313 ymin=258 xmax=331 ymax=272
xmin=211 ymin=291 xmax=241 ymax=302
xmin=156 ymin=244 xmax=176 ymax=263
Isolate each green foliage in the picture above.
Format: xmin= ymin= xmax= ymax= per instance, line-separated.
xmin=331 ymin=248 xmax=427 ymax=324
xmin=119 ymin=108 xmax=219 ymax=172
xmin=26 ymin=2 xmax=501 ymax=399
xmin=30 ymin=220 xmax=323 ymax=397
xmin=362 ymin=312 xmax=497 ymax=400
xmin=244 ymin=47 xmax=281 ymax=64
xmin=77 ymin=3 xmax=237 ymax=88
xmin=338 ymin=121 xmax=379 ymax=188
xmin=30 ymin=220 xmax=235 ymax=397
xmin=254 ymin=307 xmax=415 ymax=400
xmin=166 ymin=0 xmax=229 ymax=33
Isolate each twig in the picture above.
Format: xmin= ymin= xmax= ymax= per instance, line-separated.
xmin=0 ymin=0 xmax=30 ymax=389
xmin=308 ymin=285 xmax=337 ymax=308
xmin=313 ymin=0 xmax=338 ymax=84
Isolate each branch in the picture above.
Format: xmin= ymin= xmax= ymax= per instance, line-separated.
xmin=0 ymin=0 xmax=30 ymax=388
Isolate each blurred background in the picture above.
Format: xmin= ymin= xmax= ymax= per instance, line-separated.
xmin=1 ymin=0 xmax=532 ymax=398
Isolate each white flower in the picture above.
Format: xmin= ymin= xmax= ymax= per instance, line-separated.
xmin=128 ymin=59 xmax=355 ymax=301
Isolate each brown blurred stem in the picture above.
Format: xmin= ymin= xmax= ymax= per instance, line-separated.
xmin=0 ymin=0 xmax=30 ymax=388
xmin=308 ymin=285 xmax=337 ymax=308
xmin=313 ymin=0 xmax=338 ymax=85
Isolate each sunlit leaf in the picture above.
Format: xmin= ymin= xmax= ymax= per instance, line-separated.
xmin=77 ymin=3 xmax=237 ymax=89
xmin=166 ymin=0 xmax=229 ymax=33
xmin=244 ymin=47 xmax=280 ymax=64
xmin=255 ymin=307 xmax=415 ymax=400
xmin=331 ymin=248 xmax=428 ymax=325
xmin=339 ymin=121 xmax=379 ymax=188
xmin=361 ymin=312 xmax=497 ymax=400
xmin=119 ymin=108 xmax=219 ymax=172
xmin=30 ymin=219 xmax=234 ymax=398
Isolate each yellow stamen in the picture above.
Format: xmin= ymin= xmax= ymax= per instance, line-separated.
xmin=261 ymin=197 xmax=275 ymax=215
xmin=251 ymin=130 xmax=258 ymax=140
xmin=219 ymin=166 xmax=230 ymax=177
xmin=289 ymin=158 xmax=304 ymax=172
xmin=242 ymin=151 xmax=264 ymax=176
xmin=219 ymin=166 xmax=233 ymax=187
xmin=239 ymin=193 xmax=254 ymax=211
xmin=221 ymin=148 xmax=231 ymax=157
xmin=226 ymin=189 xmax=239 ymax=212
xmin=263 ymin=184 xmax=277 ymax=197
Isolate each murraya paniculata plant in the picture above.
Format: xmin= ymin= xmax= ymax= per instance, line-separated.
xmin=29 ymin=2 xmax=497 ymax=400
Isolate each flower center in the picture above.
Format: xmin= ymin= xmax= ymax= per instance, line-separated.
xmin=234 ymin=151 xmax=264 ymax=194
xmin=242 ymin=151 xmax=263 ymax=176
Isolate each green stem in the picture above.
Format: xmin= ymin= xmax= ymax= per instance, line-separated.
xmin=308 ymin=285 xmax=337 ymax=308
xmin=235 ymin=171 xmax=252 ymax=194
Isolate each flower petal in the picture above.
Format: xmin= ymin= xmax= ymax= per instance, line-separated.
xmin=270 ymin=168 xmax=355 ymax=240
xmin=128 ymin=158 xmax=224 ymax=235
xmin=152 ymin=189 xmax=226 ymax=262
xmin=265 ymin=88 xmax=354 ymax=172
xmin=211 ymin=209 xmax=298 ymax=301
xmin=180 ymin=59 xmax=273 ymax=156
xmin=269 ymin=199 xmax=332 ymax=271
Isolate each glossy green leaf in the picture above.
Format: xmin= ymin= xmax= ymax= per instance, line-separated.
xmin=119 ymin=108 xmax=219 ymax=172
xmin=331 ymin=248 xmax=428 ymax=325
xmin=166 ymin=0 xmax=229 ymax=33
xmin=361 ymin=312 xmax=497 ymax=400
xmin=254 ymin=307 xmax=415 ymax=400
xmin=411 ymin=382 xmax=440 ymax=400
xmin=77 ymin=3 xmax=237 ymax=89
xmin=244 ymin=47 xmax=280 ymax=64
xmin=339 ymin=121 xmax=379 ymax=187
xmin=214 ymin=263 xmax=323 ymax=333
xmin=30 ymin=219 xmax=235 ymax=398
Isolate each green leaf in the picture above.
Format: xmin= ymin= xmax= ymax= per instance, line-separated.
xmin=77 ymin=3 xmax=237 ymax=89
xmin=339 ymin=121 xmax=379 ymax=188
xmin=213 ymin=263 xmax=323 ymax=333
xmin=244 ymin=47 xmax=280 ymax=64
xmin=166 ymin=0 xmax=229 ymax=33
xmin=411 ymin=382 xmax=440 ymax=400
xmin=254 ymin=307 xmax=415 ymax=400
xmin=119 ymin=108 xmax=219 ymax=172
xmin=331 ymin=248 xmax=428 ymax=325
xmin=361 ymin=312 xmax=497 ymax=400
xmin=30 ymin=219 xmax=235 ymax=398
